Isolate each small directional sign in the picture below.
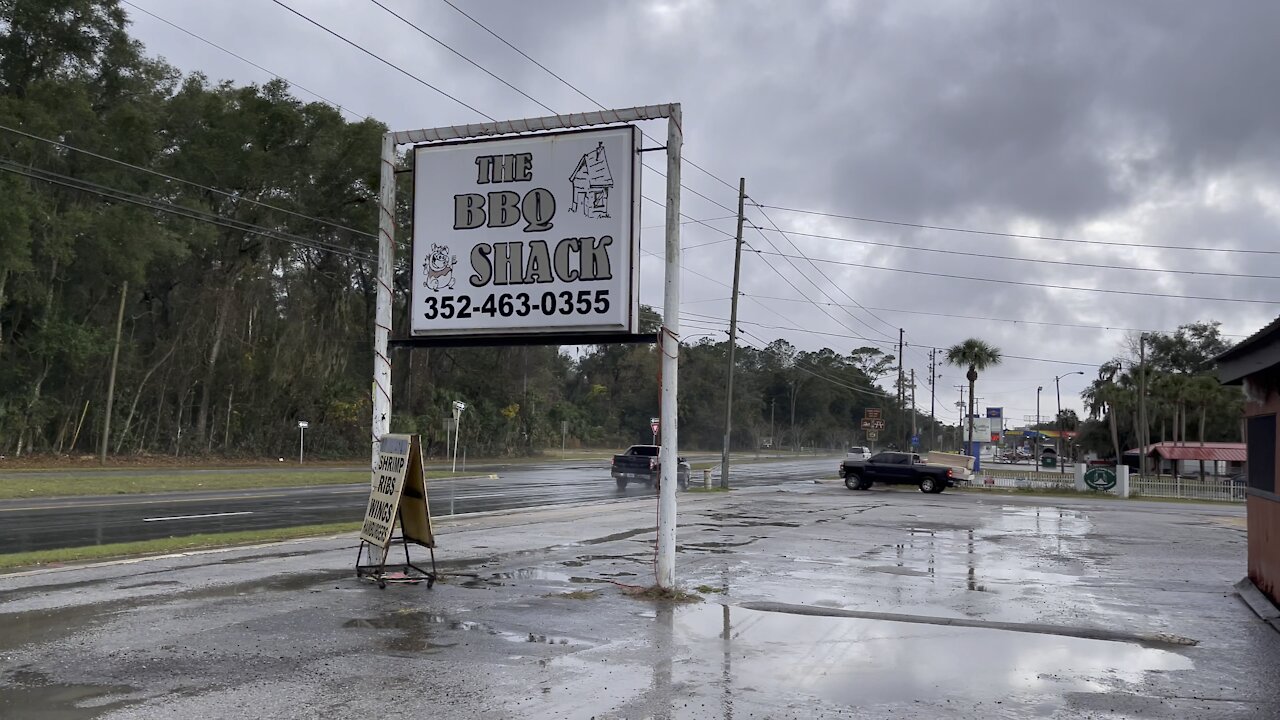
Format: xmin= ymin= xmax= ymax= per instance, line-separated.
xmin=866 ymin=430 xmax=879 ymax=441
xmin=860 ymin=418 xmax=886 ymax=430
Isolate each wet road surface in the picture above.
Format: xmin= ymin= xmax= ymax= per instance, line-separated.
xmin=0 ymin=457 xmax=839 ymax=553
xmin=0 ymin=481 xmax=1270 ymax=718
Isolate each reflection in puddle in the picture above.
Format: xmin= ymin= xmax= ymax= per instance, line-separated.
xmin=672 ymin=604 xmax=1192 ymax=708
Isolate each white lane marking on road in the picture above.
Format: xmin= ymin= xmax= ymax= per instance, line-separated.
xmin=142 ymin=511 xmax=254 ymax=523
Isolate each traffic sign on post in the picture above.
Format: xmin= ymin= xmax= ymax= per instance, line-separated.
xmin=864 ymin=408 xmax=882 ymax=420
xmin=860 ymin=418 xmax=886 ymax=430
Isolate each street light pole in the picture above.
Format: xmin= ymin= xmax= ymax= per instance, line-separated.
xmin=1036 ymin=387 xmax=1042 ymax=470
xmin=1054 ymin=371 xmax=1084 ymax=473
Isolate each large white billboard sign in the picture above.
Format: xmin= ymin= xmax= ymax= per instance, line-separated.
xmin=411 ymin=126 xmax=640 ymax=336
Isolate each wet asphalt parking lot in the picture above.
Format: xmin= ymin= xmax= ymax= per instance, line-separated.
xmin=1 ymin=478 xmax=1275 ymax=719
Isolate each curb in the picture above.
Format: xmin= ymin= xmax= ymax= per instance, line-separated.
xmin=1234 ymin=577 xmax=1280 ymax=633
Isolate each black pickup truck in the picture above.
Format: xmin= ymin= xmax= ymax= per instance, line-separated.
xmin=611 ymin=445 xmax=691 ymax=490
xmin=839 ymin=451 xmax=954 ymax=494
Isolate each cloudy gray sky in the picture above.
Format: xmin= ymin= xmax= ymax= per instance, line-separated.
xmin=124 ymin=0 xmax=1280 ymax=425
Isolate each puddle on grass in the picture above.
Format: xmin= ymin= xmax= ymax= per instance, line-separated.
xmin=671 ymin=604 xmax=1192 ymax=708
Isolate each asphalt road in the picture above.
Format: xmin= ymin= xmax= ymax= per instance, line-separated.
xmin=0 ymin=457 xmax=839 ymax=553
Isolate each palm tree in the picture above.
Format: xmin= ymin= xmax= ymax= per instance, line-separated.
xmin=945 ymin=339 xmax=1002 ymax=460
xmin=1083 ymin=361 xmax=1122 ymax=462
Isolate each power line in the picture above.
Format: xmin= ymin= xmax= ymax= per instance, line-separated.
xmin=118 ymin=6 xmax=743 ymax=254
xmin=747 ymin=249 xmax=1278 ymax=305
xmin=0 ymin=123 xmax=376 ymax=240
xmin=742 ymin=215 xmax=901 ymax=340
xmin=852 ymin=304 xmax=1249 ymax=338
xmin=364 ymin=0 xmax=556 ymax=115
xmin=756 ymin=203 xmax=1280 ymax=257
xmin=121 ymin=1 xmax=370 ymax=122
xmin=0 ymin=158 xmax=376 ymax=263
xmin=269 ymin=0 xmax=494 ymax=121
xmin=355 ymin=0 xmax=739 ymax=217
xmin=434 ymin=0 xmax=741 ymax=197
xmin=748 ymin=224 xmax=1280 ymax=280
xmin=679 ymin=306 xmax=1104 ymax=367
xmin=752 ymin=203 xmax=896 ymax=338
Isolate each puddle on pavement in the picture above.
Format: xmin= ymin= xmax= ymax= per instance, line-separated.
xmin=344 ymin=609 xmax=494 ymax=654
xmin=672 ymin=604 xmax=1192 ymax=708
xmin=0 ymin=668 xmax=138 ymax=719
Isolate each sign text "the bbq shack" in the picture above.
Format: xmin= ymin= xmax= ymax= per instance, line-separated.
xmin=453 ymin=153 xmax=613 ymax=286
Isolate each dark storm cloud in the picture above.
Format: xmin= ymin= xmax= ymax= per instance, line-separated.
xmin=124 ymin=0 xmax=1280 ymax=418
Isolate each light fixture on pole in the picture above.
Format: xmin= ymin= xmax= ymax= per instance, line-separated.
xmin=451 ymin=401 xmax=466 ymax=474
xmin=1054 ymin=371 xmax=1085 ymax=473
xmin=297 ymin=421 xmax=309 ymax=465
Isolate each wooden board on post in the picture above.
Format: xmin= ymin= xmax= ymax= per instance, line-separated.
xmin=356 ymin=433 xmax=437 ymax=588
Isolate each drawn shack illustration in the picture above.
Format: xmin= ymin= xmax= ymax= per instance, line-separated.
xmin=569 ymin=142 xmax=613 ymax=218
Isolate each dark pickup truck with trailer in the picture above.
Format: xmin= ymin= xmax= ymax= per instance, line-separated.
xmin=839 ymin=451 xmax=955 ymax=494
xmin=611 ymin=445 xmax=692 ymax=490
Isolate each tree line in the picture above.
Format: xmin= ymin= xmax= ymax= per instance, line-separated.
xmin=1 ymin=1 xmax=953 ymax=460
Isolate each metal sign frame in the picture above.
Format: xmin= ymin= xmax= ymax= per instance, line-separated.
xmin=371 ymin=104 xmax=684 ymax=588
xmin=407 ymin=125 xmax=641 ymax=338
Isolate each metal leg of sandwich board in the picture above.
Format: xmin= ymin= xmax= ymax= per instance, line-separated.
xmin=355 ymin=540 xmax=389 ymax=588
xmin=355 ymin=515 xmax=436 ymax=589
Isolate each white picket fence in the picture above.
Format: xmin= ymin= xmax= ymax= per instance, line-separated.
xmin=969 ymin=470 xmax=1246 ymax=503
xmin=1129 ymin=475 xmax=1246 ymax=503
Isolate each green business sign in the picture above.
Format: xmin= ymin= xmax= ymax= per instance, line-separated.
xmin=1084 ymin=467 xmax=1117 ymax=491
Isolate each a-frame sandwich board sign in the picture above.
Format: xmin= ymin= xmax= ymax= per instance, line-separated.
xmin=356 ymin=433 xmax=436 ymax=588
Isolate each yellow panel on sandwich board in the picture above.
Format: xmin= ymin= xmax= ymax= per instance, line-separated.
xmin=399 ymin=435 xmax=435 ymax=548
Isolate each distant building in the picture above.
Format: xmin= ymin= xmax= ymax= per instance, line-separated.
xmin=1217 ymin=315 xmax=1280 ymax=607
xmin=1122 ymin=441 xmax=1247 ymax=477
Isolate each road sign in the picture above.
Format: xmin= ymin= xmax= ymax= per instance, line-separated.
xmin=866 ymin=430 xmax=879 ymax=441
xmin=650 ymin=420 xmax=659 ymax=435
xmin=860 ymin=418 xmax=886 ymax=430
xmin=297 ymin=420 xmax=309 ymax=429
xmin=864 ymin=408 xmax=882 ymax=420
xmin=410 ymin=126 xmax=640 ymax=338
xmin=911 ymin=434 xmax=920 ymax=447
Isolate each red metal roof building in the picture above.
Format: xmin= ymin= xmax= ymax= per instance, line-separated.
xmin=1125 ymin=441 xmax=1248 ymax=464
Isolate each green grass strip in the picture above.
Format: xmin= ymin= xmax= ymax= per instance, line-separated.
xmin=0 ymin=521 xmax=361 ymax=571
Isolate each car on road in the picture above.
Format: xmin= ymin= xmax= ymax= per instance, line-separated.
xmin=846 ymin=446 xmax=872 ymax=461
xmin=839 ymin=451 xmax=955 ymax=493
xmin=611 ymin=445 xmax=691 ymax=490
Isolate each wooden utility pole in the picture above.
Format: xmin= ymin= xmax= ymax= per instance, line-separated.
xmin=929 ymin=348 xmax=937 ymax=451
xmin=910 ymin=369 xmax=917 ymax=450
xmin=897 ymin=329 xmax=904 ymax=448
xmin=100 ymin=281 xmax=127 ymax=464
xmin=720 ymin=178 xmax=746 ymax=489
xmin=1138 ymin=334 xmax=1148 ymax=477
